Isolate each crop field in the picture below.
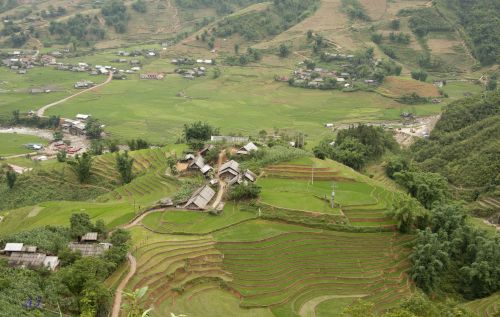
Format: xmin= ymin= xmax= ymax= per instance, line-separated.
xmin=123 ymin=220 xmax=413 ymax=317
xmin=216 ymin=228 xmax=414 ymax=316
xmin=124 ymin=227 xmax=274 ymax=317
xmin=260 ymin=159 xmax=397 ymax=227
xmin=463 ymin=292 xmax=500 ymax=317
xmin=377 ymin=76 xmax=440 ymax=98
xmin=43 ymin=64 xmax=444 ymax=143
xmin=141 ymin=202 xmax=257 ymax=234
xmin=0 ymin=133 xmax=48 ymax=156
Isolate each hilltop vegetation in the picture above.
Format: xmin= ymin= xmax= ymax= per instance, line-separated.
xmin=410 ymin=90 xmax=500 ymax=191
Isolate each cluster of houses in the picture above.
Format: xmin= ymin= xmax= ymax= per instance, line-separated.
xmin=179 ymin=141 xmax=259 ymax=211
xmin=1 ymin=243 xmax=59 ymax=271
xmin=175 ymin=66 xmax=207 ymax=79
xmin=116 ymin=49 xmax=158 ymax=58
xmin=61 ymin=113 xmax=92 ymax=136
xmin=288 ymin=67 xmax=353 ymax=89
xmin=0 ymin=231 xmax=114 ymax=272
xmin=171 ymin=58 xmax=213 ymax=65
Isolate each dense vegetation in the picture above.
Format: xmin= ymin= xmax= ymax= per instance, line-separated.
xmin=398 ymin=7 xmax=452 ymax=37
xmin=211 ymin=0 xmax=319 ymax=41
xmin=49 ymin=14 xmax=106 ymax=45
xmin=314 ymin=125 xmax=397 ymax=170
xmin=175 ymin=0 xmax=261 ymax=15
xmin=440 ymin=0 xmax=500 ymax=65
xmin=0 ymin=214 xmax=131 ymax=316
xmin=410 ymin=91 xmax=500 ymax=192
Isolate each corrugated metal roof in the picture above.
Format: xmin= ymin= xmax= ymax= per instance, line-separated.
xmin=219 ymin=160 xmax=240 ymax=174
xmin=81 ymin=232 xmax=98 ymax=241
xmin=4 ymin=243 xmax=23 ymax=252
xmin=184 ymin=185 xmax=216 ymax=210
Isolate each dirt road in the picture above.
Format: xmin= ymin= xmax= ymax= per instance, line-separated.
xmin=111 ymin=253 xmax=137 ymax=317
xmin=36 ymin=72 xmax=113 ymax=117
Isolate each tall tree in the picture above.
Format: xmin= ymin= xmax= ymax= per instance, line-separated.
xmin=386 ymin=194 xmax=427 ymax=233
xmin=410 ymin=228 xmax=449 ymax=292
xmin=5 ymin=170 xmax=16 ymax=189
xmin=116 ymin=151 xmax=134 ymax=184
xmin=67 ymin=152 xmax=92 ymax=183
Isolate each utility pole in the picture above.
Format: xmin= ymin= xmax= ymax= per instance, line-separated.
xmin=331 ymin=183 xmax=336 ymax=208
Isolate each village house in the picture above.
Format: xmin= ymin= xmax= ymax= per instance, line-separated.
xmin=219 ymin=160 xmax=240 ymax=183
xmin=140 ymin=72 xmax=165 ymax=80
xmin=183 ymin=185 xmax=216 ymax=210
xmin=68 ymin=242 xmax=112 ymax=257
xmin=76 ymin=114 xmax=91 ymax=121
xmin=211 ymin=136 xmax=249 ymax=143
xmin=74 ymin=80 xmax=94 ymax=89
xmin=61 ymin=119 xmax=86 ymax=136
xmin=237 ymin=142 xmax=258 ymax=155
xmin=8 ymin=252 xmax=60 ymax=271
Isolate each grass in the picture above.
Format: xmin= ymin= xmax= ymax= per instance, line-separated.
xmin=463 ymin=292 xmax=499 ymax=317
xmin=43 ymin=65 xmax=443 ymax=143
xmin=259 ymin=178 xmax=373 ymax=214
xmin=0 ymin=133 xmax=48 ymax=156
xmin=0 ymin=200 xmax=136 ymax=236
xmin=141 ymin=202 xmax=257 ymax=234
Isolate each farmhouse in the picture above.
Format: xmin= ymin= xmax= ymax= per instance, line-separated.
xmin=8 ymin=252 xmax=60 ymax=271
xmin=140 ymin=72 xmax=165 ymax=80
xmin=80 ymin=232 xmax=98 ymax=242
xmin=237 ymin=142 xmax=258 ymax=155
xmin=184 ymin=185 xmax=216 ymax=210
xmin=219 ymin=160 xmax=240 ymax=182
xmin=76 ymin=114 xmax=91 ymax=120
xmin=211 ymin=136 xmax=249 ymax=143
xmin=188 ymin=155 xmax=205 ymax=170
xmin=74 ymin=80 xmax=94 ymax=89
xmin=243 ymin=169 xmax=257 ymax=182
xmin=68 ymin=242 xmax=112 ymax=257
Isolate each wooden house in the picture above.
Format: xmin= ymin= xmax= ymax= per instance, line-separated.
xmin=183 ymin=185 xmax=216 ymax=210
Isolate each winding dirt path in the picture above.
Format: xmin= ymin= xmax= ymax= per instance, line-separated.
xmin=36 ymin=72 xmax=113 ymax=117
xmin=111 ymin=253 xmax=137 ymax=317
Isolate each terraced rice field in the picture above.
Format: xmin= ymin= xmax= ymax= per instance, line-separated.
xmin=125 ymin=233 xmax=234 ymax=317
xmin=260 ymin=161 xmax=398 ymax=227
xmin=93 ymin=148 xmax=180 ymax=204
xmin=217 ymin=231 xmax=414 ymax=316
xmin=464 ymin=293 xmax=500 ymax=317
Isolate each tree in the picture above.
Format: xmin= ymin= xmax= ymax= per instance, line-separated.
xmin=227 ymin=183 xmax=261 ymax=200
xmin=411 ymin=70 xmax=428 ymax=82
xmin=56 ymin=150 xmax=67 ymax=162
xmin=67 ymin=152 xmax=92 ymax=183
xmin=70 ymin=213 xmax=94 ymax=239
xmin=386 ymin=194 xmax=427 ymax=233
xmin=410 ymin=228 xmax=449 ymax=292
xmin=132 ymin=0 xmax=147 ymax=13
xmin=166 ymin=156 xmax=177 ymax=175
xmin=394 ymin=171 xmax=449 ymax=209
xmin=234 ymin=43 xmax=239 ymax=54
xmin=486 ymin=75 xmax=497 ymax=91
xmin=278 ymin=43 xmax=290 ymax=57
xmin=110 ymin=228 xmax=131 ymax=246
xmin=53 ymin=130 xmax=63 ymax=141
xmin=386 ymin=156 xmax=409 ymax=179
xmin=90 ymin=140 xmax=104 ymax=155
xmin=183 ymin=121 xmax=219 ymax=144
xmin=116 ymin=151 xmax=134 ymax=184
xmin=331 ymin=137 xmax=367 ymax=170
xmin=390 ymin=19 xmax=401 ymax=30
xmin=6 ymin=170 xmax=16 ymax=189
xmin=107 ymin=139 xmax=120 ymax=153
xmin=371 ymin=33 xmax=383 ymax=44
xmin=85 ymin=118 xmax=103 ymax=139
xmin=11 ymin=109 xmax=20 ymax=124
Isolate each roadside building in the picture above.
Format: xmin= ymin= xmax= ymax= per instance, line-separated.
xmin=139 ymin=72 xmax=165 ymax=80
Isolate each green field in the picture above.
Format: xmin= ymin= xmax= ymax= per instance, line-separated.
xmin=0 ymin=133 xmax=48 ymax=156
xmin=43 ymin=65 xmax=444 ymax=143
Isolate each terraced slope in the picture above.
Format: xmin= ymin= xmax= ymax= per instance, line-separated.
xmin=261 ymin=160 xmax=397 ymax=228
xmin=217 ymin=231 xmax=414 ymax=316
xmin=125 ymin=234 xmax=233 ymax=317
xmin=463 ymin=293 xmax=500 ymax=317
